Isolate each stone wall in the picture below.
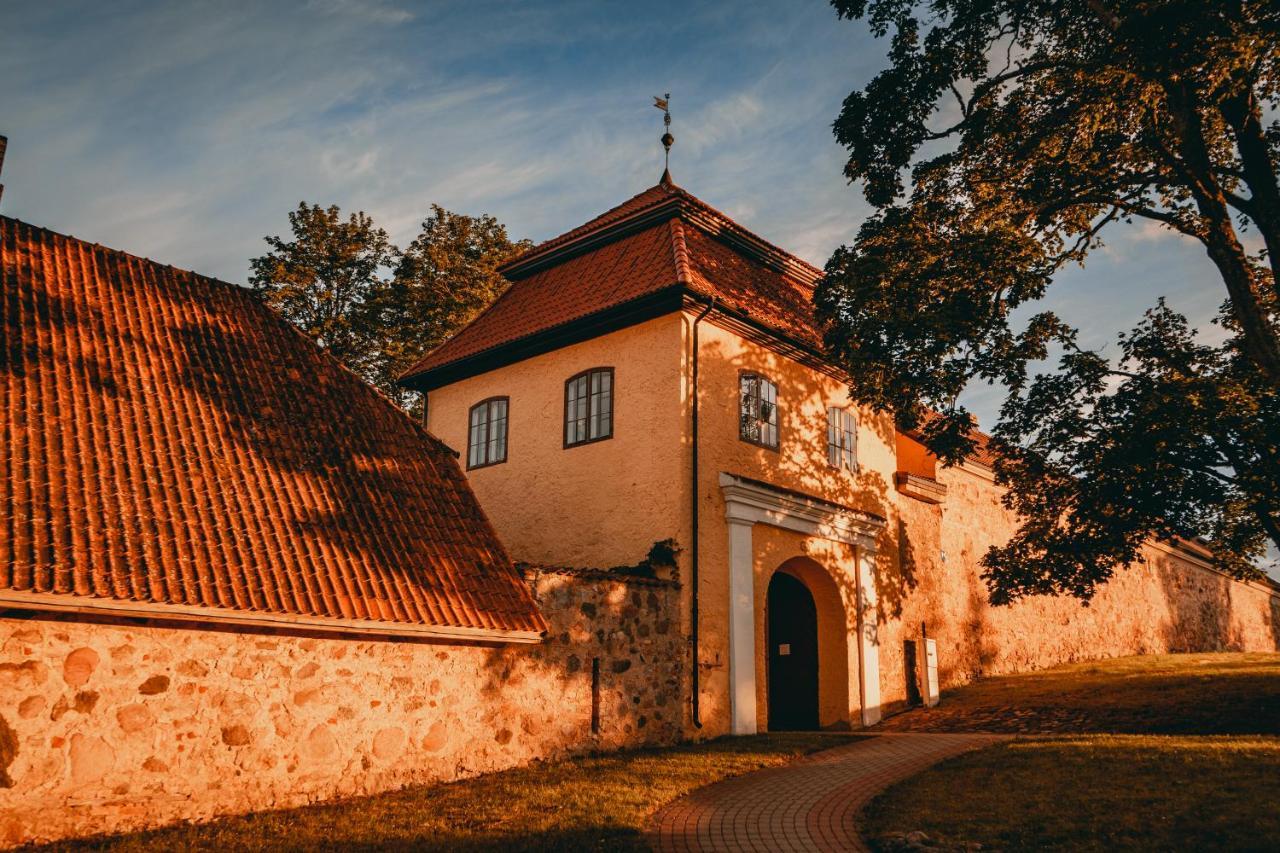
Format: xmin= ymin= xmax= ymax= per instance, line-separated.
xmin=0 ymin=567 xmax=684 ymax=846
xmin=877 ymin=462 xmax=1280 ymax=714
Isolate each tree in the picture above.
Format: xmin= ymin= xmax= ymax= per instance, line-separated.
xmin=250 ymin=202 xmax=528 ymax=412
xmin=249 ymin=202 xmax=395 ymax=387
xmin=367 ymin=206 xmax=530 ymax=409
xmin=816 ymin=0 xmax=1280 ymax=602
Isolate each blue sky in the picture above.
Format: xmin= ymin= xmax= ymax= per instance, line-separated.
xmin=0 ymin=0 xmax=1236 ymax=431
xmin=4 ymin=0 xmax=1274 ymax=575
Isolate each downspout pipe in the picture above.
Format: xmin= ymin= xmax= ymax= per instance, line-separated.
xmin=689 ymin=296 xmax=715 ymax=730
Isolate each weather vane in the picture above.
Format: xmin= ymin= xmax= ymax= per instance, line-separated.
xmin=654 ymin=93 xmax=673 ymax=177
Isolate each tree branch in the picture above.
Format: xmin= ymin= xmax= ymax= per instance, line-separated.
xmin=1219 ymin=87 xmax=1280 ymax=298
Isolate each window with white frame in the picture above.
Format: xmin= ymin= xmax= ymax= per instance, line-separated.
xmin=739 ymin=373 xmax=778 ymax=449
xmin=827 ymin=406 xmax=857 ymax=470
xmin=467 ymin=397 xmax=508 ymax=469
xmin=565 ymin=367 xmax=613 ymax=447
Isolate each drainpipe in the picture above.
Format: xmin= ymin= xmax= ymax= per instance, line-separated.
xmin=689 ymin=297 xmax=715 ymax=730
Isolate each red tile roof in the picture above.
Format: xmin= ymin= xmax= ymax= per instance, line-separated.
xmin=907 ymin=412 xmax=999 ymax=469
xmin=523 ymin=181 xmax=683 ymax=258
xmin=413 ymin=221 xmax=685 ymax=377
xmin=0 ymin=216 xmax=546 ymax=638
xmin=682 ymin=226 xmax=820 ymax=349
xmin=399 ymin=176 xmax=825 ymax=387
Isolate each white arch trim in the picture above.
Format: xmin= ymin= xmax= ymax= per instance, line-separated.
xmin=719 ymin=472 xmax=887 ymax=734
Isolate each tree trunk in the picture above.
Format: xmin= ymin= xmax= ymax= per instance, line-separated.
xmin=1164 ymin=83 xmax=1280 ymax=384
xmin=1219 ymin=87 xmax=1280 ymax=301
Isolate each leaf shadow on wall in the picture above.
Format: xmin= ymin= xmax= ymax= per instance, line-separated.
xmin=1153 ymin=554 xmax=1235 ymax=652
xmin=694 ymin=336 xmax=918 ymax=627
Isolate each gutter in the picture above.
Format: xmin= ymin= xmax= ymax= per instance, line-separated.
xmin=0 ymin=591 xmax=546 ymax=644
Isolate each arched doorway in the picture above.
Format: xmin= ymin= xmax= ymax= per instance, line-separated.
xmin=766 ymin=572 xmax=819 ymax=731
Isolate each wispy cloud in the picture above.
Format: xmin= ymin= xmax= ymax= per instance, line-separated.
xmin=0 ymin=0 xmax=1235 ymax=438
xmin=307 ymin=0 xmax=415 ymax=25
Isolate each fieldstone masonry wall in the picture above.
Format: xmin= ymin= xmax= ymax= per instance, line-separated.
xmin=878 ymin=463 xmax=1280 ymax=714
xmin=0 ymin=567 xmax=684 ymax=846
xmin=2 ymin=465 xmax=1277 ymax=847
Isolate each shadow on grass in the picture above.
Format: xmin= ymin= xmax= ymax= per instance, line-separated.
xmin=27 ymin=734 xmax=867 ymax=853
xmin=865 ymin=734 xmax=1280 ymax=852
xmin=877 ymin=652 xmax=1280 ymax=735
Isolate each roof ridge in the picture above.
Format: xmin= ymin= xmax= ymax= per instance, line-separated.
xmin=502 ymin=182 xmax=680 ymax=267
xmin=499 ymin=182 xmax=822 ymax=287
xmin=669 ymin=218 xmax=693 ymax=284
xmin=675 ymin=197 xmax=823 ymax=285
xmin=1 ymin=213 xmax=248 ymax=294
xmin=1 ymin=215 xmax=459 ymax=458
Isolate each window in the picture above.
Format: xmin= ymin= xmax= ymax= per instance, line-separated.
xmin=565 ymin=368 xmax=613 ymax=447
xmin=739 ymin=373 xmax=778 ymax=449
xmin=467 ymin=397 xmax=508 ymax=469
xmin=827 ymin=407 xmax=857 ymax=471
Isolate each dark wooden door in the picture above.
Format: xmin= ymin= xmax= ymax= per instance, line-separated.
xmin=766 ymin=572 xmax=819 ymax=731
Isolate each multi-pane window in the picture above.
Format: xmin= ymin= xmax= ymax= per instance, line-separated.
xmin=739 ymin=373 xmax=778 ymax=449
xmin=467 ymin=397 xmax=508 ymax=469
xmin=827 ymin=407 xmax=857 ymax=471
xmin=565 ymin=368 xmax=613 ymax=447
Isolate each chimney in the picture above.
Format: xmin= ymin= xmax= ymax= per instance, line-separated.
xmin=0 ymin=135 xmax=7 ymax=208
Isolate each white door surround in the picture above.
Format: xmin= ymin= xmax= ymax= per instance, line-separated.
xmin=719 ymin=472 xmax=886 ymax=734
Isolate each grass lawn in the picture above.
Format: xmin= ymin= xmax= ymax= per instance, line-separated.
xmin=878 ymin=652 xmax=1280 ymax=734
xmin=35 ymin=733 xmax=854 ymax=852
xmin=867 ymin=653 xmax=1280 ymax=852
xmin=865 ymin=735 xmax=1280 ymax=852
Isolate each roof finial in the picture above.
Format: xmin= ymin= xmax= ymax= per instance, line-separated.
xmin=653 ymin=94 xmax=673 ymax=185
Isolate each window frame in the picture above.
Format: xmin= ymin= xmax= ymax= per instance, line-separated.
xmin=563 ymin=367 xmax=615 ymax=449
xmin=738 ymin=370 xmax=780 ymax=451
xmin=826 ymin=406 xmax=858 ymax=472
xmin=466 ymin=396 xmax=510 ymax=470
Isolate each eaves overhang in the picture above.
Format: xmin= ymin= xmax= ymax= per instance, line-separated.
xmin=0 ymin=590 xmax=546 ymax=644
xmin=399 ymin=285 xmax=686 ymax=392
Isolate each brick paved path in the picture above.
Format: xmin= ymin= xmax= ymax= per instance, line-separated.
xmin=648 ymin=733 xmax=1005 ymax=852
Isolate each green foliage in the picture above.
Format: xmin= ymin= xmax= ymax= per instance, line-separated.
xmin=248 ymin=203 xmax=395 ymax=385
xmin=368 ymin=205 xmax=531 ymax=410
xmin=818 ymin=0 xmax=1280 ymax=602
xmin=249 ymin=202 xmax=526 ymax=413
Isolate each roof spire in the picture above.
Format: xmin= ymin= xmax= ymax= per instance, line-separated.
xmin=0 ymin=135 xmax=8 ymax=208
xmin=653 ymin=94 xmax=673 ymax=185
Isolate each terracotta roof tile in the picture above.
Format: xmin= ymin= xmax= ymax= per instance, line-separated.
xmin=400 ymin=178 xmax=825 ymax=386
xmin=409 ymin=221 xmax=683 ymax=376
xmin=520 ymin=182 xmax=683 ymax=259
xmin=0 ymin=216 xmax=546 ymax=636
xmin=681 ymin=226 xmax=820 ymax=349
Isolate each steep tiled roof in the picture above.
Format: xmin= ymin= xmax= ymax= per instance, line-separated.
xmin=681 ymin=226 xmax=820 ymax=349
xmin=0 ymin=216 xmax=545 ymax=639
xmin=523 ymin=181 xmax=683 ymax=258
xmin=399 ymin=176 xmax=825 ymax=387
xmin=413 ymin=221 xmax=684 ymax=376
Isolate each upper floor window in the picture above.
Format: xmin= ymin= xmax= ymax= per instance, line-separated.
xmin=467 ymin=397 xmax=508 ymax=469
xmin=827 ymin=407 xmax=857 ymax=471
xmin=739 ymin=373 xmax=778 ymax=449
xmin=565 ymin=368 xmax=613 ymax=447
